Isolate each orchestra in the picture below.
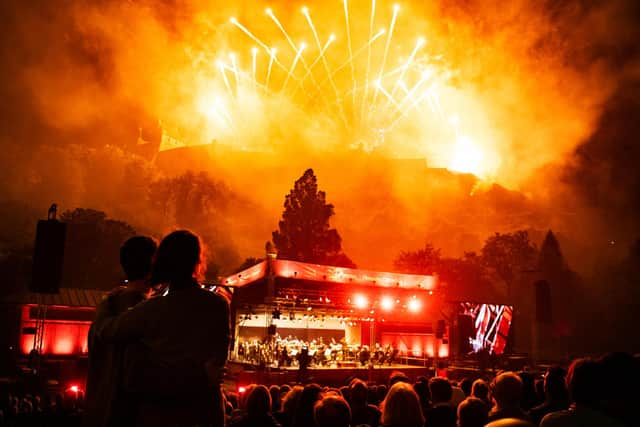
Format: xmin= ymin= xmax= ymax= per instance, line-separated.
xmin=235 ymin=334 xmax=399 ymax=368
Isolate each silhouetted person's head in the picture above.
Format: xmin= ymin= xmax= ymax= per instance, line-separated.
xmin=381 ymin=382 xmax=425 ymax=427
xmin=460 ymin=378 xmax=473 ymax=397
xmin=151 ymin=230 xmax=203 ymax=287
xmin=517 ymin=371 xmax=538 ymax=410
xmin=598 ymin=352 xmax=639 ymax=423
xmin=350 ymin=379 xmax=368 ymax=407
xmin=389 ymin=371 xmax=410 ymax=387
xmin=282 ymin=385 xmax=303 ymax=418
xmin=413 ymin=380 xmax=430 ymax=408
xmin=471 ymin=379 xmax=489 ymax=402
xmin=239 ymin=384 xmax=256 ymax=410
xmin=566 ymin=358 xmax=602 ymax=408
xmin=429 ymin=377 xmax=453 ymax=404
xmin=293 ymin=383 xmax=323 ymax=427
xmin=544 ymin=366 xmax=568 ymax=404
xmin=458 ymin=397 xmax=489 ymax=427
xmin=492 ymin=372 xmax=522 ymax=410
xmin=120 ymin=236 xmax=157 ymax=281
xmin=245 ymin=385 xmax=271 ymax=417
xmin=280 ymin=384 xmax=291 ymax=397
xmin=314 ymin=395 xmax=351 ymax=427
xmin=269 ymin=385 xmax=281 ymax=411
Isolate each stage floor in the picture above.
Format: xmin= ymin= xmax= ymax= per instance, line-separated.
xmin=226 ymin=360 xmax=434 ymax=387
xmin=279 ymin=362 xmax=425 ymax=371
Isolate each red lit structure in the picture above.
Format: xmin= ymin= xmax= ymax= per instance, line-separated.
xmin=222 ymin=258 xmax=449 ymax=360
xmin=0 ymin=288 xmax=104 ymax=357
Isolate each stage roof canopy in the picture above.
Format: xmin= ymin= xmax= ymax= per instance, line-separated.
xmin=222 ymin=259 xmax=437 ymax=291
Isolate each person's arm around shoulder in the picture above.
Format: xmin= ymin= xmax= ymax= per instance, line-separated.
xmin=95 ymin=295 xmax=156 ymax=343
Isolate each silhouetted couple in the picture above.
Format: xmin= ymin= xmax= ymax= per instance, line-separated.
xmin=84 ymin=230 xmax=230 ymax=427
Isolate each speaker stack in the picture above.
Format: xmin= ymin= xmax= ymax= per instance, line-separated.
xmin=30 ymin=206 xmax=67 ymax=294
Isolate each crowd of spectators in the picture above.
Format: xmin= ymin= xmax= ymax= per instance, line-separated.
xmin=0 ymin=351 xmax=638 ymax=426
xmin=0 ymin=390 xmax=84 ymax=426
xmin=223 ymin=352 xmax=637 ymax=427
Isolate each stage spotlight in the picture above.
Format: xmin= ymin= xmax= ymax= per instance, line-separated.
xmin=381 ymin=296 xmax=394 ymax=311
xmin=353 ymin=294 xmax=368 ymax=309
xmin=408 ymin=298 xmax=422 ymax=312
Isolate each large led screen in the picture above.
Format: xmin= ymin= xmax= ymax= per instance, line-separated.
xmin=459 ymin=303 xmax=513 ymax=355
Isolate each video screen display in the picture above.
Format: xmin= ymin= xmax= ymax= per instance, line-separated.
xmin=459 ymin=303 xmax=513 ymax=355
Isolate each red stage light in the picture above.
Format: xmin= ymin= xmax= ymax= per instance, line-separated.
xmin=408 ymin=298 xmax=421 ymax=312
xmin=353 ymin=294 xmax=368 ymax=309
xmin=68 ymin=385 xmax=80 ymax=394
xmin=238 ymin=386 xmax=247 ymax=394
xmin=380 ymin=296 xmax=394 ymax=311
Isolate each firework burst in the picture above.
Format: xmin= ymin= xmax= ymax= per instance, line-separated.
xmin=168 ymin=1 xmax=498 ymax=178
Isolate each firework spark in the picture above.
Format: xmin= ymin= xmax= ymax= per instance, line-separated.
xmin=172 ymin=1 xmax=498 ymax=178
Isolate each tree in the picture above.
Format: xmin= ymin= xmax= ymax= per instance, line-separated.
xmin=394 ymin=245 xmax=499 ymax=301
xmin=60 ymin=208 xmax=136 ymax=290
xmin=481 ymin=231 xmax=537 ymax=298
xmin=0 ymin=202 xmax=41 ymax=295
xmin=272 ymin=169 xmax=355 ymax=267
xmin=234 ymin=257 xmax=264 ymax=273
xmin=394 ymin=244 xmax=442 ymax=275
xmin=148 ymin=171 xmax=243 ymax=276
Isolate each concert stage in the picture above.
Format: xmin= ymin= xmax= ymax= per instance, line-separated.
xmin=223 ymin=257 xmax=514 ymax=385
xmin=227 ymin=360 xmax=436 ymax=388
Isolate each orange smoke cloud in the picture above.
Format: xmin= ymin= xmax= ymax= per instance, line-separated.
xmin=1 ymin=0 xmax=638 ymax=272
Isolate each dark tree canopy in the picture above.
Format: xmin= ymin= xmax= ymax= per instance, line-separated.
xmin=148 ymin=171 xmax=244 ymax=276
xmin=394 ymin=244 xmax=442 ymax=275
xmin=234 ymin=257 xmax=264 ymax=274
xmin=272 ymin=169 xmax=355 ymax=267
xmin=481 ymin=230 xmax=537 ymax=297
xmin=60 ymin=208 xmax=136 ymax=290
xmin=394 ymin=245 xmax=499 ymax=301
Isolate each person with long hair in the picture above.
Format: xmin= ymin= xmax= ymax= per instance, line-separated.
xmin=380 ymin=382 xmax=425 ymax=427
xmin=97 ymin=230 xmax=230 ymax=427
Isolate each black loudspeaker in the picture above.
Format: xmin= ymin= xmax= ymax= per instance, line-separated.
xmin=457 ymin=314 xmax=474 ymax=354
xmin=30 ymin=220 xmax=67 ymax=294
xmin=535 ymin=280 xmax=552 ymax=323
xmin=267 ymin=324 xmax=277 ymax=336
xmin=435 ymin=320 xmax=446 ymax=339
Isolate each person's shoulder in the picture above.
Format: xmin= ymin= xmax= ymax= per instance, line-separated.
xmin=540 ymin=409 xmax=572 ymax=427
xmin=121 ymin=292 xmax=162 ymax=314
xmin=113 ymin=287 xmax=147 ymax=305
xmin=197 ymin=288 xmax=230 ymax=305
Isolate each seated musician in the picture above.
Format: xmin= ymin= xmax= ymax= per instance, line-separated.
xmin=359 ymin=345 xmax=370 ymax=366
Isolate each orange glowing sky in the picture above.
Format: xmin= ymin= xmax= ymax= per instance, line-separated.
xmin=73 ymin=0 xmax=608 ymax=187
xmin=3 ymin=0 xmax=638 ymax=274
